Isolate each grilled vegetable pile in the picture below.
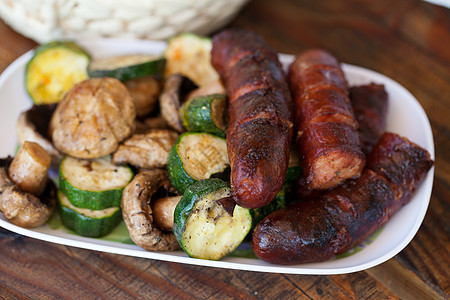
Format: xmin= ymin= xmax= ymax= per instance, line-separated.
xmin=12 ymin=34 xmax=264 ymax=259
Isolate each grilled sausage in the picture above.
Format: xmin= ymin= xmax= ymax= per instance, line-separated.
xmin=252 ymin=132 xmax=433 ymax=264
xmin=211 ymin=29 xmax=293 ymax=209
xmin=288 ymin=49 xmax=364 ymax=190
xmin=293 ymin=83 xmax=389 ymax=198
xmin=350 ymin=83 xmax=389 ymax=155
xmin=297 ymin=122 xmax=364 ymax=190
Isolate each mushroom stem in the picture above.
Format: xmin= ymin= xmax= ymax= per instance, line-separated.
xmin=9 ymin=141 xmax=51 ymax=196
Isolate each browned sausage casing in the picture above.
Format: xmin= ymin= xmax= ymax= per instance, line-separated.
xmin=211 ymin=29 xmax=293 ymax=209
xmin=288 ymin=49 xmax=364 ymax=190
xmin=252 ymin=132 xmax=433 ymax=264
xmin=350 ymin=83 xmax=389 ymax=155
xmin=293 ymin=83 xmax=389 ymax=199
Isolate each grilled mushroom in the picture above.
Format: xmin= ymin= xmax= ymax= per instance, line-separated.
xmin=160 ymin=74 xmax=197 ymax=133
xmin=8 ymin=141 xmax=51 ymax=196
xmin=186 ymin=79 xmax=226 ymax=100
xmin=135 ymin=115 xmax=169 ymax=134
xmin=112 ymin=129 xmax=179 ymax=169
xmin=0 ymin=183 xmax=56 ymax=228
xmin=16 ymin=104 xmax=62 ymax=167
xmin=0 ymin=155 xmax=56 ymax=228
xmin=0 ymin=157 xmax=13 ymax=192
xmin=151 ymin=195 xmax=182 ymax=232
xmin=125 ymin=76 xmax=161 ymax=118
xmin=121 ymin=169 xmax=180 ymax=251
xmin=49 ymin=77 xmax=136 ymax=159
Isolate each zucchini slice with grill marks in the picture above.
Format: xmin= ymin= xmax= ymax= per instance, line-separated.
xmin=25 ymin=41 xmax=90 ymax=104
xmin=59 ymin=156 xmax=134 ymax=210
xmin=173 ymin=179 xmax=252 ymax=260
xmin=57 ymin=190 xmax=122 ymax=238
xmin=88 ymin=54 xmax=166 ymax=81
xmin=168 ymin=132 xmax=229 ymax=194
xmin=181 ymin=94 xmax=227 ymax=137
xmin=164 ymin=33 xmax=219 ymax=86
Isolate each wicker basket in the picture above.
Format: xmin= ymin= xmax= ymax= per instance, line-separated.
xmin=0 ymin=0 xmax=249 ymax=43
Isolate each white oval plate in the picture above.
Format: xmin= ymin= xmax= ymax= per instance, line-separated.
xmin=0 ymin=39 xmax=434 ymax=275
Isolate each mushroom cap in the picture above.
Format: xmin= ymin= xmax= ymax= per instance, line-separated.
xmin=0 ymin=162 xmax=56 ymax=228
xmin=50 ymin=77 xmax=136 ymax=159
xmin=112 ymin=129 xmax=179 ymax=169
xmin=160 ymin=74 xmax=197 ymax=133
xmin=121 ymin=169 xmax=180 ymax=251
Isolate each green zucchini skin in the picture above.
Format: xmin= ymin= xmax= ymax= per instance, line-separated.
xmin=167 ymin=143 xmax=196 ymax=194
xmin=57 ymin=191 xmax=122 ymax=238
xmin=88 ymin=56 xmax=166 ymax=82
xmin=167 ymin=132 xmax=229 ymax=194
xmin=30 ymin=41 xmax=89 ymax=61
xmin=181 ymin=94 xmax=227 ymax=138
xmin=59 ymin=156 xmax=134 ymax=210
xmin=173 ymin=179 xmax=252 ymax=260
xmin=59 ymin=176 xmax=126 ymax=210
xmin=173 ymin=178 xmax=229 ymax=241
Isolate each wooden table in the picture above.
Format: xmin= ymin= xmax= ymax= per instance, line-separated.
xmin=0 ymin=0 xmax=448 ymax=298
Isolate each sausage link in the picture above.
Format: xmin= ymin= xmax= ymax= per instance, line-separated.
xmin=296 ymin=89 xmax=357 ymax=133
xmin=297 ymin=122 xmax=365 ymax=190
xmin=225 ymin=54 xmax=289 ymax=102
xmin=366 ymin=132 xmax=433 ymax=211
xmin=289 ymin=49 xmax=364 ymax=190
xmin=211 ymin=29 xmax=293 ymax=209
xmin=350 ymin=83 xmax=389 ymax=155
xmin=293 ymin=83 xmax=388 ymax=197
xmin=211 ymin=30 xmax=279 ymax=79
xmin=252 ymin=132 xmax=433 ymax=264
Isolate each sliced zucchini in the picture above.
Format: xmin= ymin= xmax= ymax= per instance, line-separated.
xmin=181 ymin=94 xmax=227 ymax=137
xmin=57 ymin=190 xmax=122 ymax=237
xmin=26 ymin=41 xmax=90 ymax=104
xmin=173 ymin=179 xmax=252 ymax=260
xmin=168 ymin=132 xmax=229 ymax=194
xmin=59 ymin=156 xmax=134 ymax=210
xmin=164 ymin=33 xmax=220 ymax=86
xmin=88 ymin=54 xmax=166 ymax=82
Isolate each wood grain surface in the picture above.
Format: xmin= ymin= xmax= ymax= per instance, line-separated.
xmin=0 ymin=0 xmax=449 ymax=299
